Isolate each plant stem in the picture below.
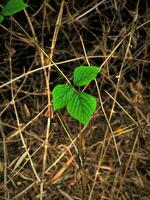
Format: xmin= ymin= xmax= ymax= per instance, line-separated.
xmin=79 ymin=124 xmax=87 ymax=200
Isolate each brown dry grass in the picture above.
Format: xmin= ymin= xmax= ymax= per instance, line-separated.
xmin=0 ymin=0 xmax=150 ymax=199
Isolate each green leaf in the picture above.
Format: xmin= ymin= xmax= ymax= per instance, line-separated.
xmin=0 ymin=0 xmax=28 ymax=16
xmin=67 ymin=92 xmax=96 ymax=125
xmin=73 ymin=66 xmax=101 ymax=86
xmin=52 ymin=84 xmax=74 ymax=111
xmin=0 ymin=15 xmax=4 ymax=23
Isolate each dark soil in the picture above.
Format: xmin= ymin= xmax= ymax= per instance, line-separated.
xmin=0 ymin=0 xmax=150 ymax=199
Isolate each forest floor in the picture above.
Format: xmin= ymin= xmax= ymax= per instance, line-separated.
xmin=0 ymin=0 xmax=150 ymax=199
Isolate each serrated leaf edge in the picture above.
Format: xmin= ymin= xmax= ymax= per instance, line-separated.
xmin=52 ymin=84 xmax=74 ymax=111
xmin=66 ymin=92 xmax=96 ymax=125
xmin=73 ymin=66 xmax=101 ymax=86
